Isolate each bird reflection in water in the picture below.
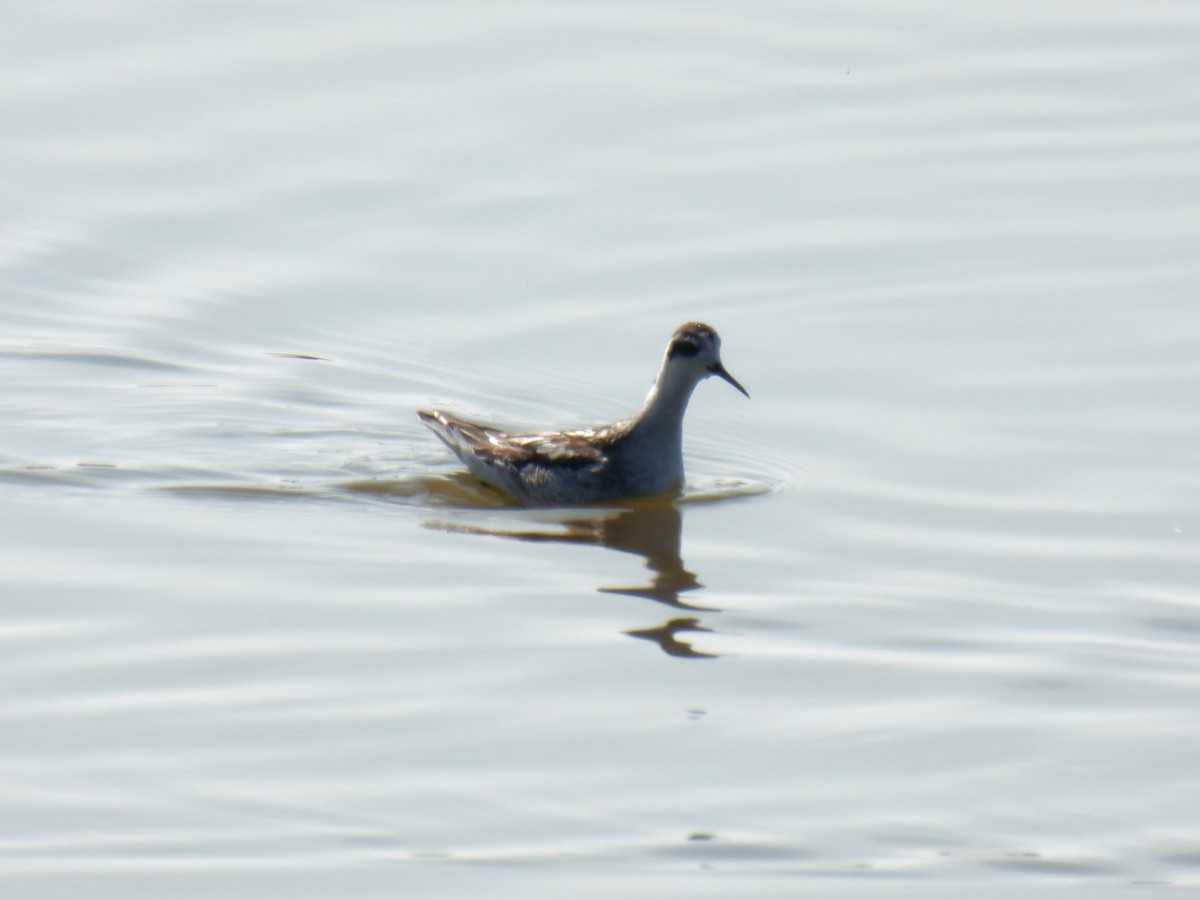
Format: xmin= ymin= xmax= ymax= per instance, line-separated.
xmin=426 ymin=498 xmax=721 ymax=659
xmin=623 ymin=617 xmax=716 ymax=659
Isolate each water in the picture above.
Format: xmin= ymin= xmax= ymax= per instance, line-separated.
xmin=2 ymin=1 xmax=1199 ymax=896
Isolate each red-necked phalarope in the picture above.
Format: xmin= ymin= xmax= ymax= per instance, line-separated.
xmin=419 ymin=322 xmax=748 ymax=506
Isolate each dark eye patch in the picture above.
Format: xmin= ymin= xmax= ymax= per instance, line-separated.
xmin=669 ymin=338 xmax=701 ymax=359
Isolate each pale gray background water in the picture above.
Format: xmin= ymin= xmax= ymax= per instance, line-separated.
xmin=2 ymin=1 xmax=1199 ymax=897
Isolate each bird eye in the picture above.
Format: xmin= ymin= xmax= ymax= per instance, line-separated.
xmin=670 ymin=339 xmax=700 ymax=358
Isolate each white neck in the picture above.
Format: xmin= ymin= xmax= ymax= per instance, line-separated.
xmin=610 ymin=354 xmax=703 ymax=493
xmin=633 ymin=356 xmax=702 ymax=435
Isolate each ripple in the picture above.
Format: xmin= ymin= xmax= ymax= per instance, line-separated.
xmin=0 ymin=348 xmax=192 ymax=373
xmin=159 ymin=484 xmax=319 ymax=502
xmin=341 ymin=472 xmax=516 ymax=509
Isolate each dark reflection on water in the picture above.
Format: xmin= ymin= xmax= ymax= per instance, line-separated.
xmin=625 ymin=617 xmax=717 ymax=659
xmin=166 ymin=472 xmax=746 ymax=658
xmin=426 ymin=499 xmax=723 ymax=659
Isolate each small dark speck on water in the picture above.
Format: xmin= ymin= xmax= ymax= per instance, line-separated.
xmin=269 ymin=352 xmax=328 ymax=361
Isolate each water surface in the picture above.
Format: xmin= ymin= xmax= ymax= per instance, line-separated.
xmin=2 ymin=1 xmax=1199 ymax=897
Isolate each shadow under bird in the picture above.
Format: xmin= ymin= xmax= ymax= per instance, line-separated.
xmin=419 ymin=322 xmax=748 ymax=506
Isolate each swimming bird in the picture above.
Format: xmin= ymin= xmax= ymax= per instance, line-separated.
xmin=418 ymin=322 xmax=748 ymax=506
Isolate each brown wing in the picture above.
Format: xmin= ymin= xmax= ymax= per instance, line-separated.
xmin=509 ymin=432 xmax=606 ymax=468
xmin=419 ymin=410 xmax=613 ymax=469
